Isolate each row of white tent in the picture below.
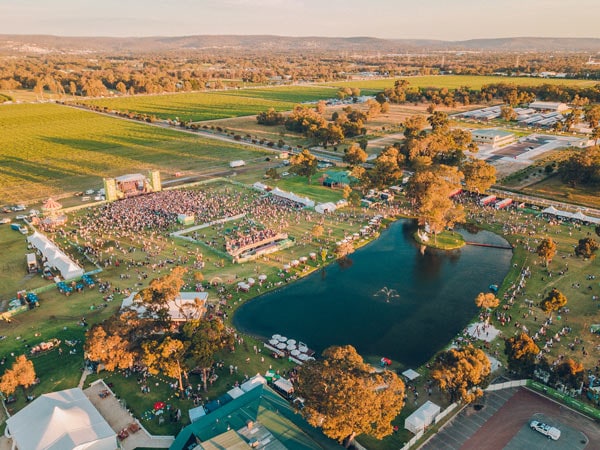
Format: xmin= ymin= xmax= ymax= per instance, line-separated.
xmin=270 ymin=187 xmax=315 ymax=207
xmin=27 ymin=231 xmax=84 ymax=280
xmin=541 ymin=206 xmax=600 ymax=225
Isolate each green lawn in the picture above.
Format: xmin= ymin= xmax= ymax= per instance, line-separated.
xmin=0 ymin=103 xmax=270 ymax=204
xmin=270 ymin=174 xmax=344 ymax=204
xmin=323 ymin=75 xmax=598 ymax=91
xmin=81 ymin=86 xmax=337 ymax=122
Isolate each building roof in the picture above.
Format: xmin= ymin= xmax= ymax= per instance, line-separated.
xmin=472 ymin=129 xmax=514 ymax=138
xmin=170 ymin=385 xmax=342 ymax=450
xmin=323 ymin=170 xmax=356 ymax=185
xmin=27 ymin=231 xmax=85 ymax=280
xmin=5 ymin=388 xmax=116 ymax=450
xmin=121 ymin=291 xmax=208 ymax=321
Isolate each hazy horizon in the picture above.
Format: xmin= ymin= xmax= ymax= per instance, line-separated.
xmin=1 ymin=0 xmax=599 ymax=41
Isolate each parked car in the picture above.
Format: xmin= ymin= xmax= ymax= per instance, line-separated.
xmin=85 ymin=189 xmax=95 ymax=195
xmin=15 ymin=215 xmax=27 ymax=220
xmin=12 ymin=204 xmax=26 ymax=211
xmin=1 ymin=207 xmax=10 ymax=213
xmin=0 ymin=218 xmax=11 ymax=224
xmin=530 ymin=420 xmax=560 ymax=440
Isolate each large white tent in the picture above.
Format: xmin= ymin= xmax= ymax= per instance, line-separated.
xmin=240 ymin=374 xmax=267 ymax=392
xmin=5 ymin=388 xmax=116 ymax=450
xmin=27 ymin=231 xmax=84 ymax=280
xmin=270 ymin=187 xmax=315 ymax=207
xmin=404 ymin=400 xmax=441 ymax=434
xmin=121 ymin=291 xmax=208 ymax=322
xmin=541 ymin=206 xmax=600 ymax=225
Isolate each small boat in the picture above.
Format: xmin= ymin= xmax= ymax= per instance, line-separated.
xmin=489 ymin=284 xmax=499 ymax=293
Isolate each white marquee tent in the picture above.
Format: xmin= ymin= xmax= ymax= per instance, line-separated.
xmin=404 ymin=400 xmax=441 ymax=434
xmin=5 ymin=388 xmax=116 ymax=450
xmin=240 ymin=374 xmax=267 ymax=392
xmin=27 ymin=231 xmax=84 ymax=280
xmin=270 ymin=187 xmax=315 ymax=207
xmin=541 ymin=206 xmax=600 ymax=225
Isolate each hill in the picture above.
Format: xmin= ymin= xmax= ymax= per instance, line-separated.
xmin=1 ymin=34 xmax=599 ymax=55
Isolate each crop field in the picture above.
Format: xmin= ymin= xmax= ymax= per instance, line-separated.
xmin=0 ymin=103 xmax=270 ymax=204
xmin=81 ymin=86 xmax=337 ymax=122
xmin=323 ymin=75 xmax=598 ymax=92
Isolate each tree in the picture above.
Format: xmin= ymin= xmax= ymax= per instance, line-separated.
xmin=265 ymin=167 xmax=280 ymax=179
xmin=536 ymin=238 xmax=556 ymax=267
xmin=0 ymin=355 xmax=36 ymax=396
xmin=585 ymin=105 xmax=600 ymax=128
xmin=116 ymin=81 xmax=127 ymax=94
xmin=500 ymin=105 xmax=517 ymax=121
xmin=405 ymin=165 xmax=465 ymax=240
xmin=343 ymin=143 xmax=367 ymax=167
xmin=85 ymin=324 xmax=135 ymax=372
xmin=474 ymin=292 xmax=499 ymax=310
xmin=559 ymin=147 xmax=600 ymax=187
xmin=431 ymin=345 xmax=490 ymax=403
xmin=311 ymin=224 xmax=324 ymax=240
xmin=257 ymin=108 xmax=285 ymax=126
xmin=505 ymin=333 xmax=540 ymax=377
xmin=461 ymin=159 xmax=496 ymax=193
xmin=540 ymin=288 xmax=567 ymax=313
xmin=427 ymin=111 xmax=449 ymax=133
xmin=555 ymin=358 xmax=584 ymax=389
xmin=575 ymin=237 xmax=599 ymax=259
xmin=592 ymin=126 xmax=600 ymax=146
xmin=138 ymin=266 xmax=186 ymax=321
xmin=335 ymin=240 xmax=355 ymax=260
xmin=185 ymin=318 xmax=234 ymax=392
xmin=297 ymin=345 xmax=404 ymax=446
xmin=142 ymin=336 xmax=188 ymax=392
xmin=368 ymin=146 xmax=403 ymax=189
xmin=290 ymin=149 xmax=319 ymax=184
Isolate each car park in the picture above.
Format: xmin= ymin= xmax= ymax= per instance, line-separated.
xmin=530 ymin=420 xmax=560 ymax=440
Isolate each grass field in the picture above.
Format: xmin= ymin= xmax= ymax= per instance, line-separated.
xmin=0 ymin=103 xmax=271 ymax=204
xmin=80 ymin=86 xmax=337 ymax=122
xmin=323 ymin=75 xmax=598 ymax=92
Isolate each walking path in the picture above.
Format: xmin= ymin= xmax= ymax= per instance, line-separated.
xmin=85 ymin=380 xmax=174 ymax=450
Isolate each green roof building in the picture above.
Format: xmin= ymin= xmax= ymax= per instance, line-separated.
xmin=170 ymin=385 xmax=342 ymax=450
xmin=322 ymin=170 xmax=357 ymax=188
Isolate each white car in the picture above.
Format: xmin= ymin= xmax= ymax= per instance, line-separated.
xmin=530 ymin=420 xmax=560 ymax=440
xmin=85 ymin=189 xmax=95 ymax=195
xmin=15 ymin=214 xmax=28 ymax=220
xmin=0 ymin=218 xmax=11 ymax=224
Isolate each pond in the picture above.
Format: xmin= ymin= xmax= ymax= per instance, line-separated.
xmin=233 ymin=219 xmax=512 ymax=367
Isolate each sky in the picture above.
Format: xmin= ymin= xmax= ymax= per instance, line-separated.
xmin=0 ymin=0 xmax=599 ymax=40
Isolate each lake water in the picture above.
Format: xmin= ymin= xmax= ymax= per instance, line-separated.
xmin=233 ymin=219 xmax=512 ymax=367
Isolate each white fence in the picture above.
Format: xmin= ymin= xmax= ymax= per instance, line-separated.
xmin=485 ymin=379 xmax=528 ymax=392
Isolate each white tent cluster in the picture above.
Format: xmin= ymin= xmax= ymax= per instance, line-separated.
xmin=5 ymin=388 xmax=116 ymax=450
xmin=541 ymin=206 xmax=600 ymax=225
xmin=270 ymin=187 xmax=315 ymax=207
xmin=27 ymin=231 xmax=84 ymax=280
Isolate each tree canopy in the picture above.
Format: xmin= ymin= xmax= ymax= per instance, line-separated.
xmin=431 ymin=345 xmax=490 ymax=403
xmin=461 ymin=159 xmax=496 ymax=193
xmin=0 ymin=355 xmax=37 ymax=396
xmin=474 ymin=292 xmax=500 ymax=310
xmin=290 ymin=149 xmax=319 ymax=184
xmin=536 ymin=238 xmax=557 ymax=267
xmin=505 ymin=332 xmax=540 ymax=377
xmin=574 ymin=237 xmax=599 ymax=259
xmin=405 ymin=165 xmax=465 ymax=237
xmin=297 ymin=345 xmax=405 ymax=446
xmin=540 ymin=288 xmax=568 ymax=313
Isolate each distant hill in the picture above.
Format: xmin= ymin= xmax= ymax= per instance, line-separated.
xmin=1 ymin=34 xmax=599 ymax=55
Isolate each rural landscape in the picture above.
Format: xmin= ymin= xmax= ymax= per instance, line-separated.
xmin=1 ymin=2 xmax=600 ymax=450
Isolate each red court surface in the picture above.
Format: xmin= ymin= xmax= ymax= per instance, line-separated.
xmin=462 ymin=388 xmax=599 ymax=450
